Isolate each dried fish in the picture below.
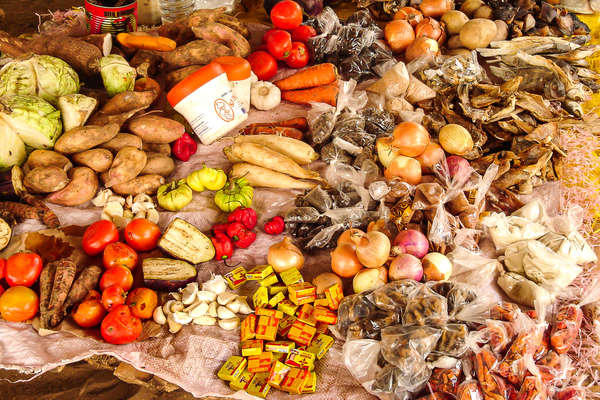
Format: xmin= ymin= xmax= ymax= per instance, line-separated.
xmin=479 ymin=36 xmax=582 ymax=57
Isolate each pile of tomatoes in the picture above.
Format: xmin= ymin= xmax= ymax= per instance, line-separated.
xmin=246 ymin=0 xmax=317 ymax=80
xmin=78 ymin=218 xmax=161 ymax=344
xmin=0 ymin=253 xmax=43 ymax=323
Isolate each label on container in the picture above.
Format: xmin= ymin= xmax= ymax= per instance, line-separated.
xmin=174 ymin=73 xmax=247 ymax=144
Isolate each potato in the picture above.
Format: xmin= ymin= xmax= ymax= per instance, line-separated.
xmin=105 ymin=147 xmax=147 ymax=187
xmin=143 ymin=142 xmax=171 ymax=155
xmin=111 ymin=174 xmax=165 ymax=195
xmin=459 ymin=19 xmax=497 ymax=50
xmin=128 ymin=115 xmax=185 ymax=144
xmin=447 ymin=35 xmax=463 ymax=49
xmin=100 ymin=133 xmax=143 ymax=152
xmin=442 ymin=11 xmax=469 ymax=35
xmin=54 ymin=124 xmax=120 ymax=154
xmin=46 ymin=167 xmax=98 ymax=206
xmin=473 ymin=5 xmax=493 ymax=19
xmin=141 ymin=153 xmax=175 ymax=176
xmin=493 ymin=20 xmax=509 ymax=41
xmin=460 ymin=0 xmax=484 ymax=16
xmin=24 ymin=150 xmax=72 ymax=174
xmin=72 ymin=148 xmax=113 ymax=172
xmin=24 ymin=166 xmax=69 ymax=193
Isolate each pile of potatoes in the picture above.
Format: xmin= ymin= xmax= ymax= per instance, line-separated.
xmin=442 ymin=1 xmax=509 ymax=56
xmin=22 ymin=114 xmax=184 ymax=207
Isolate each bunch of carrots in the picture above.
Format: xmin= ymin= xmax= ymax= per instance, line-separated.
xmin=274 ymin=63 xmax=339 ymax=107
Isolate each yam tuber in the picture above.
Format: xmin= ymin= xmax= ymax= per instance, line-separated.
xmin=158 ymin=40 xmax=232 ymax=70
xmin=39 ymin=262 xmax=57 ymax=329
xmin=191 ymin=22 xmax=250 ymax=58
xmin=63 ymin=265 xmax=103 ymax=311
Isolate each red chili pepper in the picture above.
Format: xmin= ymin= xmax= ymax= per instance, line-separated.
xmin=212 ymin=223 xmax=230 ymax=236
xmin=227 ymin=207 xmax=257 ymax=230
xmin=171 ymin=133 xmax=197 ymax=161
xmin=211 ymin=232 xmax=234 ymax=261
xmin=264 ymin=216 xmax=285 ymax=235
xmin=226 ymin=222 xmax=257 ymax=248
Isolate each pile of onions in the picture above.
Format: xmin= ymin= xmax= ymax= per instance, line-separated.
xmin=337 ymin=228 xmax=364 ymax=249
xmin=420 ymin=0 xmax=454 ymax=17
xmin=405 ymin=37 xmax=439 ymax=62
xmin=268 ymin=237 xmax=304 ymax=273
xmin=351 ymin=230 xmax=391 ymax=268
xmin=416 ymin=142 xmax=445 ymax=173
xmin=353 ymin=267 xmax=388 ymax=293
xmin=384 ymin=155 xmax=422 ymax=185
xmin=331 ymin=243 xmax=363 ymax=278
xmin=389 ymin=254 xmax=423 ymax=281
xmin=312 ymin=272 xmax=343 ymax=295
xmin=422 ymin=252 xmax=453 ymax=281
xmin=384 ymin=19 xmax=415 ymax=53
xmin=393 ymin=6 xmax=423 ymax=27
xmin=393 ymin=229 xmax=429 ymax=258
xmin=415 ymin=18 xmax=443 ymax=41
xmin=392 ymin=121 xmax=430 ymax=157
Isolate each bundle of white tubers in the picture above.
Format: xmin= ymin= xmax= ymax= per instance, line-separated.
xmin=92 ymin=189 xmax=159 ymax=228
xmin=152 ymin=275 xmax=252 ymax=334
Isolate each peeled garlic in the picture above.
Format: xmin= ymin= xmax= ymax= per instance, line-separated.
xmin=197 ymin=290 xmax=217 ymax=302
xmin=170 ymin=292 xmax=182 ymax=302
xmin=217 ymin=306 xmax=237 ymax=320
xmin=181 ymin=283 xmax=199 ymax=305
xmin=172 ymin=311 xmax=193 ymax=325
xmin=134 ymin=210 xmax=146 ymax=220
xmin=153 ymin=306 xmax=167 ymax=325
xmin=92 ymin=189 xmax=113 ymax=207
xmin=104 ymin=201 xmax=124 ymax=218
xmin=207 ymin=301 xmax=218 ymax=318
xmin=217 ymin=292 xmax=237 ymax=306
xmin=202 ymin=275 xmax=228 ymax=295
xmin=227 ymin=298 xmax=241 ymax=314
xmin=146 ymin=209 xmax=160 ymax=224
xmin=237 ymin=297 xmax=253 ymax=314
xmin=189 ymin=302 xmax=209 ymax=318
xmin=126 ymin=195 xmax=133 ymax=209
xmin=167 ymin=314 xmax=183 ymax=333
xmin=107 ymin=195 xmax=126 ymax=205
xmin=193 ymin=316 xmax=217 ymax=326
xmin=218 ymin=317 xmax=240 ymax=330
xmin=170 ymin=301 xmax=185 ymax=313
xmin=133 ymin=193 xmax=152 ymax=204
xmin=163 ymin=300 xmax=176 ymax=315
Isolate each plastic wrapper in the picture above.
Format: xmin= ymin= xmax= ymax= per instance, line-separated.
xmin=481 ymin=214 xmax=548 ymax=253
xmin=485 ymin=319 xmax=516 ymax=354
xmin=497 ymin=323 xmax=545 ymax=385
xmin=427 ymin=365 xmax=461 ymax=395
xmin=336 ymin=293 xmax=378 ymax=338
xmin=555 ymin=386 xmax=586 ymax=400
xmin=347 ymin=310 xmax=401 ymax=340
xmin=371 ymin=280 xmax=421 ymax=312
xmin=342 ymin=339 xmax=382 ymax=393
xmin=363 ymin=107 xmax=395 ymax=137
xmin=538 ymin=231 xmax=597 ymax=265
xmin=402 ymin=286 xmax=448 ymax=327
xmin=433 ymin=324 xmax=469 ymax=358
xmin=550 ymin=304 xmax=583 ymax=354
xmin=307 ymin=6 xmax=341 ymax=35
xmin=455 ymin=380 xmax=484 ymax=400
xmin=446 ymin=247 xmax=501 ymax=289
xmin=497 ymin=271 xmax=552 ymax=308
xmin=473 ymin=348 xmax=508 ymax=400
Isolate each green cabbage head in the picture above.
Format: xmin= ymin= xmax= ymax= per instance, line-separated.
xmin=100 ymin=55 xmax=136 ymax=97
xmin=0 ymin=55 xmax=79 ymax=104
xmin=0 ymin=118 xmax=26 ymax=171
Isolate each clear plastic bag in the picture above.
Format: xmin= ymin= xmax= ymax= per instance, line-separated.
xmin=336 ymin=292 xmax=378 ymax=338
xmin=497 ymin=322 xmax=545 ymax=385
xmin=481 ymin=214 xmax=548 ymax=253
xmin=428 ymin=365 xmax=461 ymax=396
xmin=473 ymin=347 xmax=508 ymax=400
xmin=446 ymin=247 xmax=501 ymax=289
xmin=403 ymin=285 xmax=448 ymax=326
xmin=371 ymin=279 xmax=421 ymax=312
xmin=497 ymin=271 xmax=552 ymax=308
xmin=433 ymin=324 xmax=469 ymax=357
xmin=485 ymin=319 xmax=516 ymax=354
xmin=550 ymin=304 xmax=583 ymax=354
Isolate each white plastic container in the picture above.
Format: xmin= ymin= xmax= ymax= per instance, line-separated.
xmin=213 ymin=56 xmax=253 ymax=111
xmin=167 ymin=63 xmax=248 ymax=145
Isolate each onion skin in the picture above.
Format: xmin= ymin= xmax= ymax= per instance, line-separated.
xmin=313 ymin=272 xmax=343 ymax=295
xmin=376 ymin=137 xmax=401 ymax=168
xmin=420 ymin=0 xmax=454 ymax=17
xmin=416 ymin=142 xmax=445 ymax=173
xmin=415 ymin=18 xmax=443 ymax=41
xmin=405 ymin=36 xmax=439 ymax=62
xmin=422 ymin=252 xmax=453 ymax=281
xmin=353 ymin=267 xmax=388 ymax=293
xmin=446 ymin=155 xmax=470 ymax=177
xmin=392 ymin=121 xmax=430 ymax=157
xmin=385 ymin=20 xmax=416 ymax=54
xmin=268 ymin=237 xmax=304 ymax=273
xmin=337 ymin=228 xmax=365 ymax=249
xmin=384 ymin=155 xmax=422 ymax=185
xmin=393 ymin=229 xmax=429 ymax=258
xmin=394 ymin=7 xmax=424 ymax=27
xmin=352 ymin=231 xmax=391 ymax=268
xmin=389 ymin=254 xmax=423 ymax=281
xmin=331 ymin=244 xmax=363 ymax=278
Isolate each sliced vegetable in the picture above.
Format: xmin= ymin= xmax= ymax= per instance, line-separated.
xmin=57 ymin=94 xmax=97 ymax=131
xmin=158 ymin=218 xmax=215 ymax=264
xmin=142 ymin=257 xmax=198 ymax=291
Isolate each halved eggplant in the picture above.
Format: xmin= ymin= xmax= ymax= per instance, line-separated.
xmin=158 ymin=218 xmax=215 ymax=264
xmin=142 ymin=258 xmax=197 ymax=291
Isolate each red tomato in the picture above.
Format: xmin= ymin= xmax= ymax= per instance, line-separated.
xmin=270 ymin=0 xmax=303 ymax=30
xmin=103 ymin=242 xmax=138 ymax=270
xmin=266 ymin=29 xmax=292 ymax=60
xmin=85 ymin=290 xmax=101 ymax=301
xmin=247 ymin=51 xmax=278 ymax=81
xmin=101 ymin=285 xmax=126 ymax=311
xmin=126 ymin=288 xmax=158 ymax=320
xmin=82 ymin=220 xmax=119 ymax=256
xmin=0 ymin=286 xmax=38 ymax=322
xmin=5 ymin=252 xmax=43 ymax=287
xmin=291 ymin=25 xmax=317 ymax=43
xmin=124 ymin=219 xmax=161 ymax=252
xmin=285 ymin=42 xmax=310 ymax=69
xmin=262 ymin=28 xmax=278 ymax=44
xmin=72 ymin=299 xmax=106 ymax=328
xmin=0 ymin=258 xmax=5 ymax=281
xmin=100 ymin=266 xmax=133 ymax=292
xmin=100 ymin=304 xmax=142 ymax=344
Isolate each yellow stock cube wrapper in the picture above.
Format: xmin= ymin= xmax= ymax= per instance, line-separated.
xmin=313 ymin=306 xmax=338 ymax=324
xmin=248 ymin=352 xmax=273 ymax=373
xmin=272 ymin=351 xmax=287 ymax=362
xmin=278 ymin=314 xmax=297 ymax=337
xmin=324 ymin=282 xmax=343 ymax=310
xmin=277 ymin=299 xmax=298 ymax=316
xmin=307 ymin=333 xmax=334 ymax=359
xmin=267 ymin=360 xmax=290 ymax=387
xmin=241 ymin=314 xmax=256 ymax=341
xmin=259 ymin=273 xmax=279 ymax=287
xmin=256 ymin=307 xmax=283 ymax=319
xmin=252 ymin=287 xmax=269 ymax=309
xmin=314 ymin=297 xmax=329 ymax=307
xmin=268 ymin=291 xmax=286 ymax=307
xmin=280 ymin=367 xmax=310 ymax=394
xmin=241 ymin=339 xmax=263 ymax=357
xmin=224 ymin=266 xmax=247 ymax=289
xmin=218 ymin=356 xmax=247 ymax=381
xmin=302 ymin=372 xmax=317 ymax=394
xmin=255 ymin=315 xmax=279 ymax=341
xmin=297 ymin=303 xmax=317 ymax=326
xmin=246 ymin=265 xmax=274 ymax=280
xmin=285 ymin=348 xmax=316 ymax=370
xmin=229 ymin=368 xmax=254 ymax=391
xmin=269 ymin=285 xmax=287 ymax=295
xmin=279 ymin=267 xmax=303 ymax=286
xmin=287 ymin=320 xmax=316 ymax=347
xmin=265 ymin=341 xmax=296 ymax=354
xmin=246 ymin=372 xmax=271 ymax=398
xmin=288 ymin=282 xmax=316 ymax=305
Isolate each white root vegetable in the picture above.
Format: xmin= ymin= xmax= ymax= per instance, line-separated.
xmin=153 ymin=306 xmax=167 ymax=325
xmin=197 ymin=290 xmax=217 ymax=302
xmin=251 ymin=81 xmax=281 ymax=110
xmin=193 ymin=316 xmax=217 ymax=326
xmin=217 ymin=292 xmax=237 ymax=306
xmin=233 ymin=135 xmax=318 ymax=166
xmin=231 ymin=163 xmax=317 ymax=190
xmin=217 ymin=306 xmax=237 ymax=320
xmin=218 ymin=317 xmax=240 ymax=330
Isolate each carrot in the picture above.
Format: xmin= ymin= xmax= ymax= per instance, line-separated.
xmin=116 ymin=33 xmax=176 ymax=52
xmin=242 ymin=117 xmax=308 ymax=132
xmin=274 ymin=64 xmax=337 ymax=91
xmin=63 ymin=265 xmax=103 ymax=311
xmin=241 ymin=126 xmax=304 ymax=140
xmin=47 ymin=259 xmax=77 ymax=328
xmin=281 ymin=84 xmax=339 ymax=107
xmin=39 ymin=262 xmax=57 ymax=329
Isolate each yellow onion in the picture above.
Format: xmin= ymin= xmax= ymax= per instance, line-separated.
xmin=385 ymin=20 xmax=416 ymax=53
xmin=312 ymin=272 xmax=343 ymax=295
xmin=438 ymin=124 xmax=474 ymax=155
xmin=384 ymin=155 xmax=422 ymax=185
xmin=392 ymin=121 xmax=430 ymax=157
xmin=351 ymin=230 xmax=391 ymax=268
xmin=416 ymin=142 xmax=445 ymax=173
xmin=422 ymin=252 xmax=453 ymax=281
xmin=337 ymin=228 xmax=365 ymax=249
xmin=420 ymin=0 xmax=454 ymax=17
xmin=268 ymin=237 xmax=304 ymax=272
xmin=405 ymin=36 xmax=439 ymax=62
xmin=331 ymin=243 xmax=363 ymax=278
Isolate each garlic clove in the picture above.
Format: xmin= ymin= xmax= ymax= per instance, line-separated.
xmin=237 ymin=297 xmax=253 ymax=314
xmin=189 ymin=302 xmax=209 ymax=318
xmin=227 ymin=298 xmax=241 ymax=314
xmin=170 ymin=292 xmax=182 ymax=301
xmin=107 ymin=195 xmax=126 ymax=205
xmin=170 ymin=301 xmax=185 ymax=313
xmin=162 ymin=300 xmax=176 ymax=315
xmin=172 ymin=311 xmax=193 ymax=325
xmin=207 ymin=301 xmax=218 ymax=318
xmin=193 ymin=316 xmax=217 ymax=325
xmin=217 ymin=306 xmax=237 ymax=320
xmin=202 ymin=275 xmax=228 ymax=295
xmin=146 ymin=208 xmax=160 ymax=224
xmin=92 ymin=189 xmax=113 ymax=207
xmin=153 ymin=306 xmax=167 ymax=325
xmin=133 ymin=193 xmax=152 ymax=204
xmin=104 ymin=201 xmax=124 ymax=218
xmin=217 ymin=291 xmax=237 ymax=306
xmin=125 ymin=195 xmax=133 ymax=209
xmin=197 ymin=290 xmax=217 ymax=302
xmin=181 ymin=282 xmax=199 ymax=305
xmin=167 ymin=314 xmax=183 ymax=333
xmin=218 ymin=317 xmax=240 ymax=330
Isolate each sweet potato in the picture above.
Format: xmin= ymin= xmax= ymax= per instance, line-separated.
xmin=105 ymin=147 xmax=147 ymax=188
xmin=81 ymin=33 xmax=112 ymax=56
xmin=157 ymin=20 xmax=195 ymax=46
xmin=188 ymin=8 xmax=249 ymax=38
xmin=191 ymin=22 xmax=250 ymax=58
xmin=128 ymin=115 xmax=185 ymax=143
xmin=165 ymin=65 xmax=203 ymax=89
xmin=47 ymin=259 xmax=77 ymax=328
xmin=24 ymin=166 xmax=70 ymax=194
xmin=54 ymin=124 xmax=120 ymax=154
xmin=111 ymin=174 xmax=165 ymax=195
xmin=72 ymin=149 xmax=113 ymax=172
xmin=39 ymin=262 xmax=57 ymax=329
xmin=159 ymin=40 xmax=232 ymax=70
xmin=27 ymin=35 xmax=102 ymax=76
xmin=100 ymin=133 xmax=143 ymax=152
xmin=141 ymin=152 xmax=176 ymax=176
xmin=63 ymin=265 xmax=102 ymax=311
xmin=87 ymin=91 xmax=156 ymax=127
xmin=46 ymin=167 xmax=99 ymax=206
xmin=143 ymin=142 xmax=171 ymax=155
xmin=24 ymin=150 xmax=72 ymax=174
xmin=130 ymin=50 xmax=162 ymax=77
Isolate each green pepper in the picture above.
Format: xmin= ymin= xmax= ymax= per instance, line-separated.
xmin=214 ymin=177 xmax=253 ymax=212
xmin=187 ymin=165 xmax=227 ymax=191
xmin=157 ymin=179 xmax=193 ymax=211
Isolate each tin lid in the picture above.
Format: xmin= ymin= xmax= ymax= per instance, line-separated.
xmin=213 ymin=56 xmax=252 ymax=81
xmin=167 ymin=62 xmax=226 ymax=107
